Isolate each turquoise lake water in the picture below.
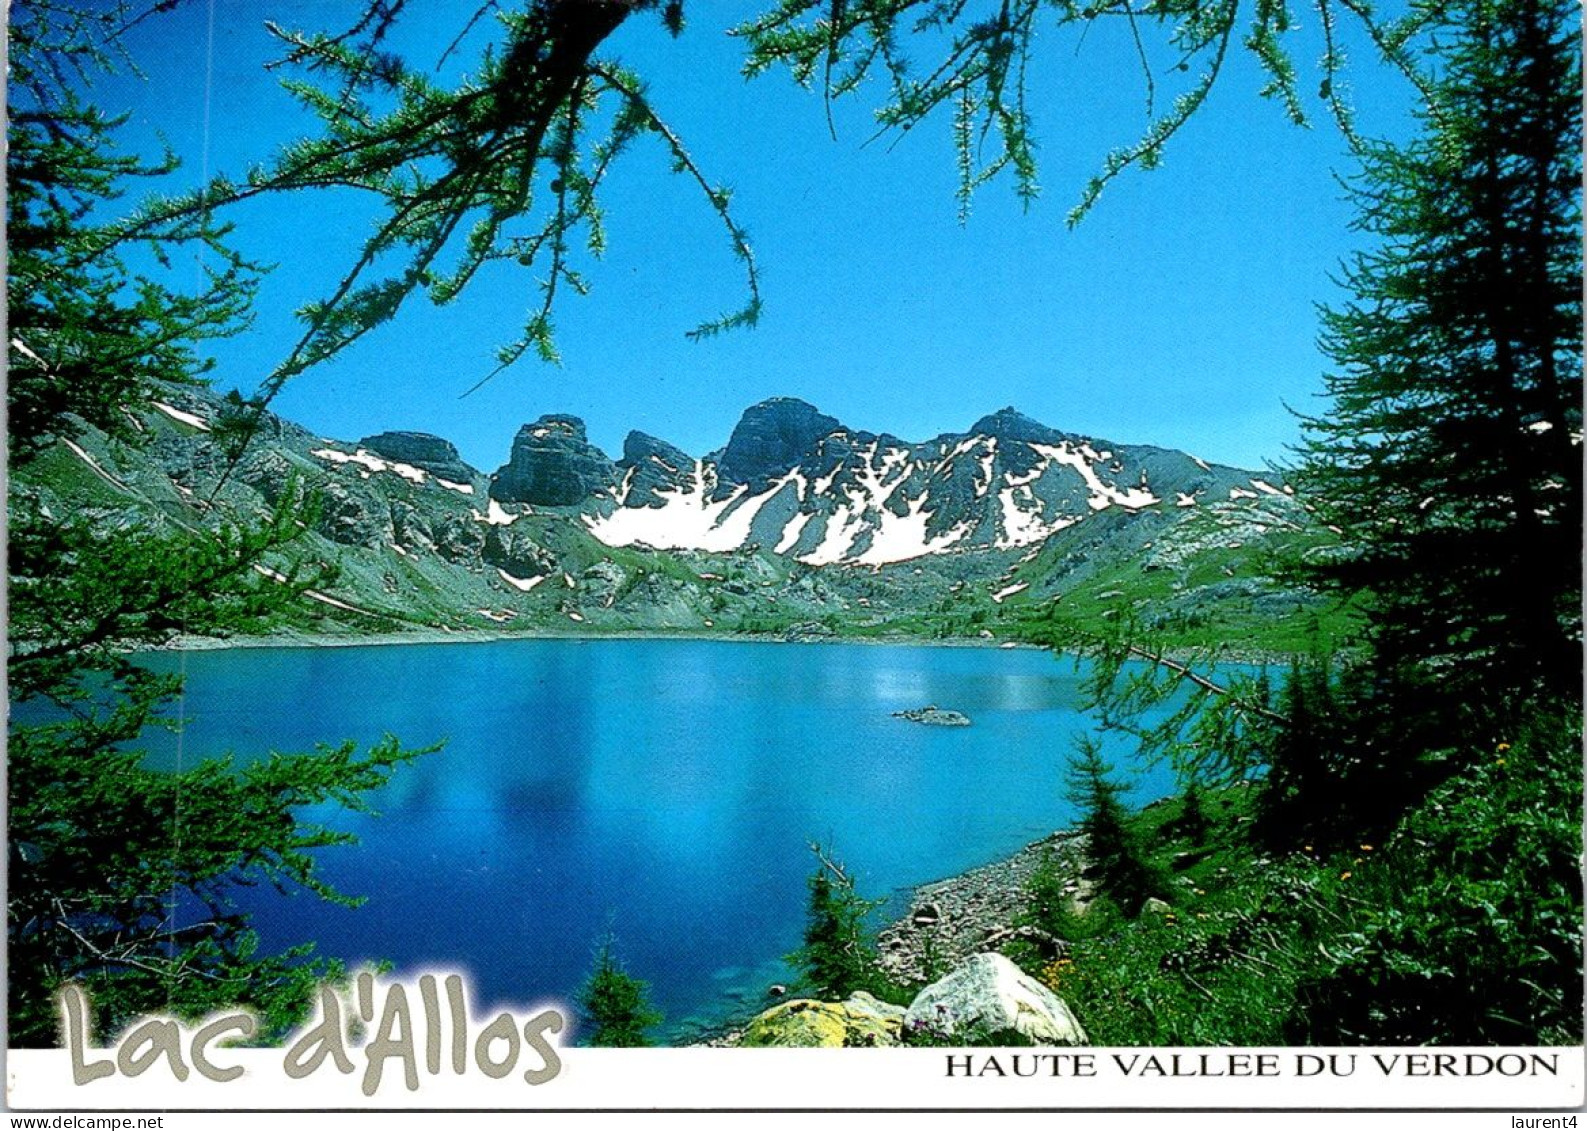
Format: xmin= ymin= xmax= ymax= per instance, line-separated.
xmin=135 ymin=639 xmax=1178 ymax=1040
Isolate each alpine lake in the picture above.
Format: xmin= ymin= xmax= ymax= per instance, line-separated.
xmin=136 ymin=638 xmax=1180 ymax=1043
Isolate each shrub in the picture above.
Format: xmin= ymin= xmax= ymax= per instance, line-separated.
xmin=1284 ymin=706 xmax=1583 ymax=1045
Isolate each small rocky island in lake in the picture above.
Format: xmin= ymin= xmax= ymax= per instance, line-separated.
xmin=892 ymin=705 xmax=971 ymax=727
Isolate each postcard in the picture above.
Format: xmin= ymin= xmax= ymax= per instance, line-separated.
xmin=7 ymin=0 xmax=1582 ymax=1116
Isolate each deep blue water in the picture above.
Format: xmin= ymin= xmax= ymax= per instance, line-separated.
xmin=134 ymin=639 xmax=1177 ymax=1040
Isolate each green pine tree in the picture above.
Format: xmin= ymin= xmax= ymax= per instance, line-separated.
xmin=7 ymin=1 xmax=428 ymax=1047
xmin=790 ymin=844 xmax=883 ymax=998
xmin=1065 ymin=740 xmax=1165 ymax=917
xmin=1172 ymin=779 xmax=1212 ymax=846
xmin=1254 ymin=0 xmax=1583 ymax=1039
xmin=578 ymin=936 xmax=663 ymax=1047
xmin=1291 ymin=0 xmax=1581 ymax=736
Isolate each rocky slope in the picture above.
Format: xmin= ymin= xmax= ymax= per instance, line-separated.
xmin=14 ymin=388 xmax=1328 ymax=644
xmin=579 ymin=397 xmax=1287 ymax=568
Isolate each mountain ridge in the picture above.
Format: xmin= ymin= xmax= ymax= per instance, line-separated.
xmin=15 ymin=386 xmax=1326 ymax=648
xmin=483 ymin=395 xmax=1284 ymax=568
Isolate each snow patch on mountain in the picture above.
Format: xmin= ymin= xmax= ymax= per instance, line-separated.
xmin=585 ymin=463 xmax=786 ymax=552
xmin=523 ymin=398 xmax=1282 ymax=567
xmin=775 ymin=511 xmax=813 ymax=554
xmin=1028 ymin=442 xmax=1159 ymax=511
xmin=855 ymin=493 xmax=970 ymax=566
xmin=497 ymin=568 xmax=545 ymax=591
xmin=153 ymin=401 xmax=210 ymax=431
xmin=995 ymin=482 xmax=1078 ymax=547
xmin=800 ymin=504 xmax=866 ymax=566
xmin=313 ymin=447 xmax=428 ymax=485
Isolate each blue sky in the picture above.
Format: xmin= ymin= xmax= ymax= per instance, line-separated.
xmin=102 ymin=0 xmax=1418 ymax=473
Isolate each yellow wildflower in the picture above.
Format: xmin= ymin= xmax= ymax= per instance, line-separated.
xmin=1339 ymin=871 xmax=1352 ymax=881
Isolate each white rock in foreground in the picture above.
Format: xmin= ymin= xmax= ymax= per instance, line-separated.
xmin=904 ymin=952 xmax=1087 ymax=1045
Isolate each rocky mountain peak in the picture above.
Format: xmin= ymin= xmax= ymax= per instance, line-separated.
xmin=967 ymin=407 xmax=1068 ymax=446
xmin=359 ymin=430 xmax=476 ymax=483
xmin=622 ymin=430 xmax=692 ymax=468
xmin=525 ymin=414 xmax=589 ymax=443
xmin=715 ymin=397 xmax=843 ymax=489
xmin=620 ymin=431 xmax=695 ymax=509
xmin=490 ymin=414 xmax=617 ymax=506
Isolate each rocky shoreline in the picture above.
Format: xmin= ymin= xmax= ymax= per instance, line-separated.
xmin=154 ymin=626 xmax=1044 ymax=652
xmin=876 ymin=830 xmax=1087 ymax=984
xmin=155 ymin=625 xmax=1292 ymax=669
xmin=696 ymin=829 xmax=1089 ymax=1046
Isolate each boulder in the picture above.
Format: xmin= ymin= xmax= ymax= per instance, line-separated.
xmin=489 ymin=415 xmax=618 ymax=506
xmin=844 ymin=991 xmax=907 ymax=1043
xmin=903 ymin=953 xmax=1087 ymax=1045
xmin=360 ymin=431 xmax=477 ymax=483
xmin=739 ymin=992 xmax=906 ymax=1048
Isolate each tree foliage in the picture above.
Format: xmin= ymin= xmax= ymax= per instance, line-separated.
xmin=1058 ymin=0 xmax=1580 ymax=849
xmin=1290 ymin=0 xmax=1582 ymax=727
xmin=137 ymin=0 xmax=758 ymax=422
xmin=8 ymin=0 xmax=428 ymax=1047
xmin=1036 ymin=714 xmax=1582 ymax=1045
xmin=1037 ymin=614 xmax=1282 ymax=789
xmin=734 ymin=0 xmax=1429 ymax=223
xmin=790 ymin=844 xmax=887 ymax=998
xmin=111 ymin=0 xmax=1429 ymax=434
xmin=1066 ymin=739 xmax=1166 ymax=917
xmin=1251 ymin=0 xmax=1583 ymax=843
xmin=1285 ymin=709 xmax=1583 ymax=1044
xmin=1034 ymin=0 xmax=1582 ymax=1044
xmin=578 ymin=935 xmax=663 ymax=1047
xmin=7 ymin=1 xmax=264 ymax=462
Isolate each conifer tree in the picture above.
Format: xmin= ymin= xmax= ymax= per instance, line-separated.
xmin=7 ymin=1 xmax=427 ymax=1046
xmin=1172 ymin=779 xmax=1212 ymax=845
xmin=1291 ymin=0 xmax=1581 ymax=736
xmin=578 ymin=936 xmax=663 ymax=1047
xmin=1066 ymin=741 xmax=1164 ymax=916
xmin=791 ymin=845 xmax=883 ymax=997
